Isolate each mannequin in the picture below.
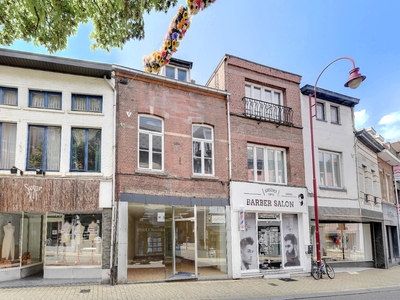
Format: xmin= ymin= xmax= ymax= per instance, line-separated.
xmin=74 ymin=221 xmax=85 ymax=248
xmin=61 ymin=221 xmax=72 ymax=244
xmin=2 ymin=221 xmax=15 ymax=260
xmin=88 ymin=220 xmax=98 ymax=241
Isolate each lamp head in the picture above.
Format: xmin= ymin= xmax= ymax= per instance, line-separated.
xmin=344 ymin=67 xmax=366 ymax=89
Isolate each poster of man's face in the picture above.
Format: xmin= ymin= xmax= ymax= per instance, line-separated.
xmin=282 ymin=214 xmax=300 ymax=267
xmin=240 ymin=212 xmax=257 ymax=271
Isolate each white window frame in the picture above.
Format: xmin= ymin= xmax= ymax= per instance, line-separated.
xmin=247 ymin=144 xmax=287 ymax=184
xmin=245 ymin=83 xmax=283 ymax=105
xmin=318 ymin=150 xmax=342 ymax=188
xmin=192 ymin=125 xmax=214 ymax=176
xmin=138 ymin=115 xmax=164 ymax=171
xmin=165 ymin=65 xmax=189 ymax=82
xmin=330 ymin=105 xmax=340 ymax=124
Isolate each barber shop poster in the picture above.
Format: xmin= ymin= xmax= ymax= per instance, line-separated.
xmin=282 ymin=214 xmax=300 ymax=267
xmin=239 ymin=212 xmax=258 ymax=271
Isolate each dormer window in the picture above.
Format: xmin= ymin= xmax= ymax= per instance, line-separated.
xmin=162 ymin=58 xmax=192 ymax=82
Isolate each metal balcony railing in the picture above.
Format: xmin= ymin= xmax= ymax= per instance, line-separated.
xmin=242 ymin=97 xmax=293 ymax=126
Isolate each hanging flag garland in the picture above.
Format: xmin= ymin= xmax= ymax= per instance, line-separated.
xmin=143 ymin=0 xmax=216 ymax=74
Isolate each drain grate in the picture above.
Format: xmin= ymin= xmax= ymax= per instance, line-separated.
xmin=80 ymin=289 xmax=91 ymax=293
xmin=278 ymin=278 xmax=297 ymax=282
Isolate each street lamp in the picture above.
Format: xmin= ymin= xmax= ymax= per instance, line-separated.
xmin=309 ymin=56 xmax=366 ymax=266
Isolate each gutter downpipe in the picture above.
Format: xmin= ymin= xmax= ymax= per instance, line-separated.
xmin=104 ymin=74 xmax=117 ymax=285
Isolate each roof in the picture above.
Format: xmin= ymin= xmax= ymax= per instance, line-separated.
xmin=300 ymin=84 xmax=360 ymax=107
xmin=355 ymin=129 xmax=385 ymax=153
xmin=0 ymin=48 xmax=112 ymax=79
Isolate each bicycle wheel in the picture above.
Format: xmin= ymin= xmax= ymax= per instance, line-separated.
xmin=326 ymin=264 xmax=335 ymax=279
xmin=311 ymin=263 xmax=320 ymax=280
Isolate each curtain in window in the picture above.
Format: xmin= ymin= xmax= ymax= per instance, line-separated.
xmin=71 ymin=129 xmax=86 ymax=169
xmin=247 ymin=146 xmax=254 ymax=181
xmin=48 ymin=94 xmax=61 ymax=109
xmin=3 ymin=90 xmax=17 ymax=105
xmin=0 ymin=123 xmax=17 ymax=169
xmin=88 ymin=129 xmax=101 ymax=171
xmin=256 ymin=147 xmax=264 ymax=181
xmin=74 ymin=97 xmax=86 ymax=111
xmin=32 ymin=93 xmax=44 ymax=107
xmin=46 ymin=127 xmax=61 ymax=170
xmin=89 ymin=98 xmax=101 ymax=112
xmin=268 ymin=149 xmax=276 ymax=182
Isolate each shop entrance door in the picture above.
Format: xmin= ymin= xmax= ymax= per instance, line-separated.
xmin=166 ymin=206 xmax=197 ymax=280
xmin=258 ymin=220 xmax=282 ymax=269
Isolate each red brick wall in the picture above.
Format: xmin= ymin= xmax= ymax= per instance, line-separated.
xmin=115 ymin=73 xmax=229 ymax=200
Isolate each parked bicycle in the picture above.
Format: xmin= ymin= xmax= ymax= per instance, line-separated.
xmin=311 ymin=257 xmax=335 ymax=280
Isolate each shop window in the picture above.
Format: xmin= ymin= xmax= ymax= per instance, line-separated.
xmin=138 ymin=115 xmax=163 ymax=170
xmin=0 ymin=122 xmax=17 ymax=169
xmin=192 ymin=125 xmax=214 ymax=175
xmin=22 ymin=213 xmax=43 ymax=265
xmin=247 ymin=144 xmax=286 ymax=184
xmin=0 ymin=213 xmax=22 ymax=269
xmin=44 ymin=213 xmax=102 ymax=266
xmin=240 ymin=212 xmax=258 ymax=271
xmin=27 ymin=125 xmax=61 ymax=171
xmin=70 ymin=128 xmax=101 ymax=172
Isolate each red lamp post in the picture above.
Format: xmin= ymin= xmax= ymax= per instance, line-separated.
xmin=309 ymin=57 xmax=366 ymax=266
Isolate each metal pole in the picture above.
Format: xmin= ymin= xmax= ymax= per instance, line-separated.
xmin=309 ymin=94 xmax=321 ymax=265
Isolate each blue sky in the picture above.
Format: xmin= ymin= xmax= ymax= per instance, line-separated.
xmin=5 ymin=0 xmax=400 ymax=142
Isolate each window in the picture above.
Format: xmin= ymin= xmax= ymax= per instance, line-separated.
xmin=245 ymin=83 xmax=282 ymax=105
xmin=27 ymin=125 xmax=61 ymax=171
xmin=139 ymin=116 xmax=163 ymax=170
xmin=319 ymin=150 xmax=341 ymax=188
xmin=72 ymin=94 xmax=102 ymax=112
xmin=247 ymin=145 xmax=286 ymax=184
xmin=71 ymin=128 xmax=101 ymax=172
xmin=29 ymin=91 xmax=61 ymax=109
xmin=316 ymin=102 xmax=325 ymax=120
xmin=192 ymin=125 xmax=214 ymax=175
xmin=0 ymin=87 xmax=17 ymax=106
xmin=165 ymin=66 xmax=188 ymax=82
xmin=330 ymin=106 xmax=339 ymax=124
xmin=0 ymin=122 xmax=17 ymax=169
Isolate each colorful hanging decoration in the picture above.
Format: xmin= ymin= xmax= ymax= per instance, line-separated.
xmin=143 ymin=0 xmax=216 ymax=74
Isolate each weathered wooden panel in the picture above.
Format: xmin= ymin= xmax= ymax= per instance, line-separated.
xmin=0 ymin=178 xmax=100 ymax=212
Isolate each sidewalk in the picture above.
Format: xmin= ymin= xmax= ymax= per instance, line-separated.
xmin=1 ymin=266 xmax=400 ymax=299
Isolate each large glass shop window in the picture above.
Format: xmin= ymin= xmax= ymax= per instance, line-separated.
xmin=45 ymin=213 xmax=102 ymax=266
xmin=319 ymin=223 xmax=372 ymax=261
xmin=0 ymin=213 xmax=22 ymax=269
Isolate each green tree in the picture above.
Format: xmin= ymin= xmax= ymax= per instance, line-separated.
xmin=0 ymin=0 xmax=177 ymax=53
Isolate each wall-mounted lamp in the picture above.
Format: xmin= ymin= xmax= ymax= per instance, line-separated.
xmin=10 ymin=166 xmax=23 ymax=176
xmin=36 ymin=169 xmax=45 ymax=176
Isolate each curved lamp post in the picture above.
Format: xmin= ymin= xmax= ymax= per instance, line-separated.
xmin=309 ymin=56 xmax=366 ymax=266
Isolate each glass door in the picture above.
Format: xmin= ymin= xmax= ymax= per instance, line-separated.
xmin=166 ymin=206 xmax=197 ymax=280
xmin=258 ymin=220 xmax=282 ymax=269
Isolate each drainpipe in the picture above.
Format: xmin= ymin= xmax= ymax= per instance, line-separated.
xmin=104 ymin=73 xmax=118 ymax=285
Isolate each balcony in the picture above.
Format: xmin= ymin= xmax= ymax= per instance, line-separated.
xmin=242 ymin=97 xmax=293 ymax=126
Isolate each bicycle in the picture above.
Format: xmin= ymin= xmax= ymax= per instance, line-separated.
xmin=311 ymin=257 xmax=335 ymax=280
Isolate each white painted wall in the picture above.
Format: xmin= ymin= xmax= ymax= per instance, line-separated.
xmin=0 ymin=65 xmax=114 ymax=207
xmin=301 ymin=93 xmax=359 ymax=209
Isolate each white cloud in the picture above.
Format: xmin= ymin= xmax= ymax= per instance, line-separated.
xmin=354 ymin=109 xmax=369 ymax=130
xmin=378 ymin=111 xmax=400 ymax=125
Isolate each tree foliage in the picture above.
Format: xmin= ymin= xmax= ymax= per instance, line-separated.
xmin=0 ymin=0 xmax=178 ymax=53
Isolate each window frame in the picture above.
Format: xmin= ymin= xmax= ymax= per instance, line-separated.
xmin=29 ymin=90 xmax=62 ymax=110
xmin=247 ymin=144 xmax=287 ymax=184
xmin=138 ymin=115 xmax=164 ymax=171
xmin=192 ymin=125 xmax=214 ymax=176
xmin=0 ymin=122 xmax=17 ymax=169
xmin=318 ymin=150 xmax=342 ymax=188
xmin=27 ymin=125 xmax=62 ymax=172
xmin=71 ymin=94 xmax=103 ymax=113
xmin=0 ymin=86 xmax=18 ymax=106
xmin=316 ymin=102 xmax=325 ymax=120
xmin=330 ymin=105 xmax=340 ymax=124
xmin=70 ymin=128 xmax=102 ymax=172
xmin=165 ymin=65 xmax=188 ymax=82
xmin=245 ymin=83 xmax=283 ymax=105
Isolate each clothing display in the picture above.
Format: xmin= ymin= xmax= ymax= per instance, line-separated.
xmin=2 ymin=222 xmax=15 ymax=260
xmin=88 ymin=221 xmax=98 ymax=241
xmin=61 ymin=221 xmax=72 ymax=243
xmin=74 ymin=223 xmax=85 ymax=245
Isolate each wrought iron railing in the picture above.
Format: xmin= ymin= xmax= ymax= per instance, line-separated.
xmin=242 ymin=97 xmax=293 ymax=126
